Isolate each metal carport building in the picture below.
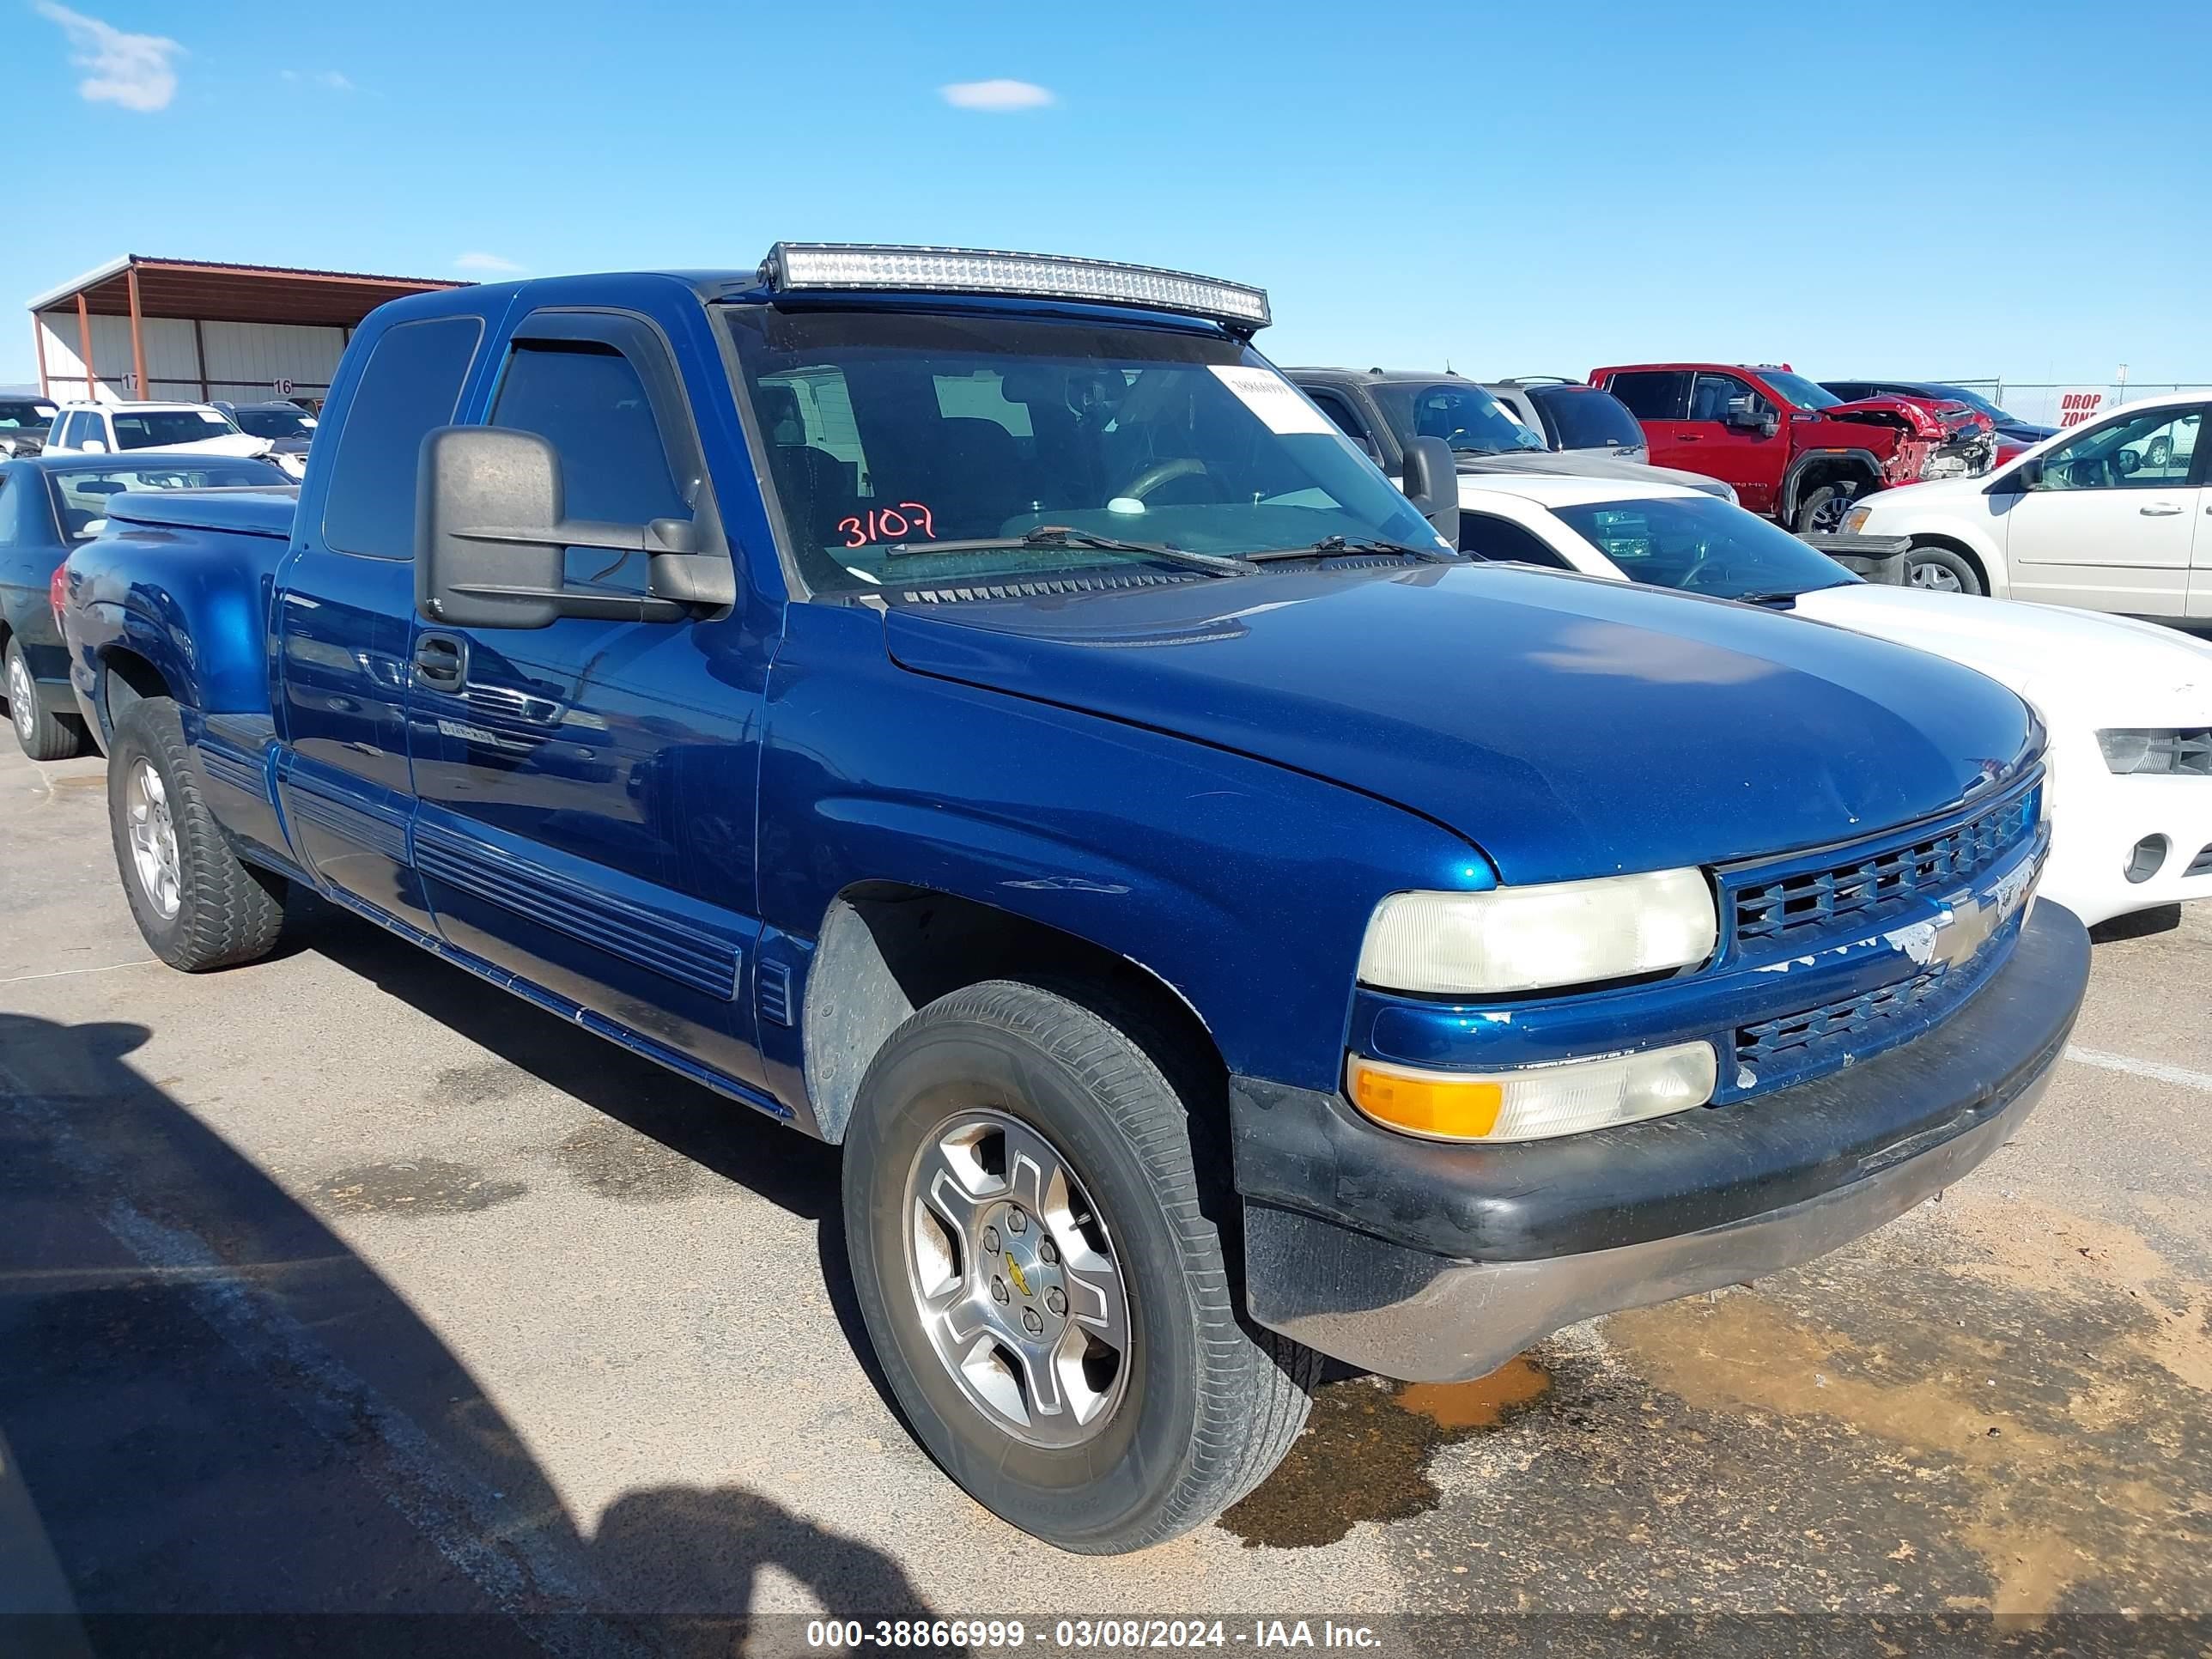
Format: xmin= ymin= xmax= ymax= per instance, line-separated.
xmin=27 ymin=255 xmax=465 ymax=409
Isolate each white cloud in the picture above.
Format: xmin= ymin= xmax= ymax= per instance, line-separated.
xmin=453 ymin=252 xmax=525 ymax=274
xmin=34 ymin=3 xmax=182 ymax=112
xmin=283 ymin=68 xmax=354 ymax=90
xmin=939 ymin=78 xmax=1054 ymax=112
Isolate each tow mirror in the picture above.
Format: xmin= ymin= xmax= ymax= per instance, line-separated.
xmin=1401 ymin=435 xmax=1460 ymax=546
xmin=1726 ymin=398 xmax=1780 ymax=437
xmin=416 ymin=426 xmax=728 ymax=629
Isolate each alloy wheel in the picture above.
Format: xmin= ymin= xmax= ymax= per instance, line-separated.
xmin=902 ymin=1108 xmax=1132 ymax=1449
xmin=1909 ymin=561 xmax=1963 ymax=592
xmin=8 ymin=653 xmax=32 ymax=743
xmin=125 ymin=758 xmax=183 ymax=919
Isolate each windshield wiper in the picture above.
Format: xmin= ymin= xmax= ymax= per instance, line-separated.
xmin=881 ymin=525 xmax=1253 ymax=578
xmin=1729 ymin=590 xmax=1806 ymax=606
xmin=1246 ymin=535 xmax=1458 ymax=565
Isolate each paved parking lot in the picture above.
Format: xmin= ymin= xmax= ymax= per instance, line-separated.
xmin=3 ymin=740 xmax=2207 ymax=1653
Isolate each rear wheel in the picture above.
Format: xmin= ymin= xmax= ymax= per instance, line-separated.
xmin=106 ymin=696 xmax=288 ymax=970
xmin=6 ymin=638 xmax=83 ymax=761
xmin=1904 ymin=543 xmax=1984 ymax=596
xmin=842 ymin=980 xmax=1317 ymax=1553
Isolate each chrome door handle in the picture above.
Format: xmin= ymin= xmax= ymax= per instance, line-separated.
xmin=2139 ymin=502 xmax=2184 ymax=516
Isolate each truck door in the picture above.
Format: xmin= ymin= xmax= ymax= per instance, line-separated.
xmin=1678 ymin=372 xmax=1784 ymax=515
xmin=404 ymin=308 xmax=769 ymax=1087
xmin=2002 ymin=404 xmax=2203 ymax=616
xmin=273 ymin=313 xmax=489 ymax=933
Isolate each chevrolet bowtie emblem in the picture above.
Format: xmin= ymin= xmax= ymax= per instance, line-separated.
xmin=1930 ymin=890 xmax=1999 ymax=971
xmin=1005 ymin=1256 xmax=1032 ymax=1297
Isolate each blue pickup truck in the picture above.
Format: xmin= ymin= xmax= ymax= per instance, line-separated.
xmin=58 ymin=245 xmax=2089 ymax=1554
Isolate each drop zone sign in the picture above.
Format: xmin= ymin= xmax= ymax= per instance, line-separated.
xmin=2056 ymin=388 xmax=2106 ymax=428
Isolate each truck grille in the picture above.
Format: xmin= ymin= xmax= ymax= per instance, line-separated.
xmin=1732 ymin=902 xmax=2022 ymax=1091
xmin=1729 ymin=780 xmax=2040 ymax=953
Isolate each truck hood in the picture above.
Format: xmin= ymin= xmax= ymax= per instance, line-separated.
xmin=1820 ymin=397 xmax=1947 ymax=441
xmin=881 ymin=563 xmax=2039 ymax=885
xmin=1792 ymin=584 xmax=2212 ymax=724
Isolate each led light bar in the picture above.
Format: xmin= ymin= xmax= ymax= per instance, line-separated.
xmin=759 ymin=243 xmax=1272 ymax=331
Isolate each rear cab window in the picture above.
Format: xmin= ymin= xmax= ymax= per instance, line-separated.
xmin=1604 ymin=371 xmax=1690 ymax=422
xmin=321 ymin=316 xmax=486 ymax=558
xmin=1530 ymin=386 xmax=1644 ymax=450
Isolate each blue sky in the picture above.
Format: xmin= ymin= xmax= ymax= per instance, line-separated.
xmin=5 ymin=1 xmax=2209 ymax=391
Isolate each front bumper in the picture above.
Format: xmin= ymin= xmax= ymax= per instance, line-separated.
xmin=1232 ymin=900 xmax=2089 ymax=1381
xmin=2043 ymin=767 xmax=2212 ymax=927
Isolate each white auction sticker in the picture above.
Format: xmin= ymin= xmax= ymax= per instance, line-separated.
xmin=1209 ymin=364 xmax=1337 ymax=435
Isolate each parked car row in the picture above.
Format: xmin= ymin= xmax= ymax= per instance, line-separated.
xmin=12 ymin=242 xmax=2190 ymax=1559
xmin=36 ymin=397 xmax=314 ymax=481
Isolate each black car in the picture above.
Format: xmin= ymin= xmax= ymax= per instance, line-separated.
xmin=1819 ymin=380 xmax=2057 ymax=445
xmin=0 ymin=397 xmax=58 ymax=459
xmin=0 ymin=451 xmax=292 ymax=757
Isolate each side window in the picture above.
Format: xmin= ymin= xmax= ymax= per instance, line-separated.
xmin=2036 ymin=409 xmax=2203 ymax=492
xmin=1690 ymin=372 xmax=1765 ymax=423
xmin=60 ymin=411 xmax=93 ymax=448
xmin=111 ymin=414 xmax=152 ymax=449
xmin=491 ymin=341 xmax=690 ymax=526
xmin=1606 ymin=371 xmax=1689 ymax=422
xmin=1304 ymin=388 xmax=1376 ymax=450
xmin=321 ymin=316 xmax=485 ymax=559
xmin=1458 ymin=511 xmax=1573 ymax=568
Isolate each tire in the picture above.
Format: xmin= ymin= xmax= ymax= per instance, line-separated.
xmin=842 ymin=980 xmax=1319 ymax=1554
xmin=1793 ymin=483 xmax=1855 ymax=536
xmin=6 ymin=637 xmax=83 ymax=762
xmin=1903 ymin=543 xmax=1984 ymax=596
xmin=106 ymin=696 xmax=288 ymax=971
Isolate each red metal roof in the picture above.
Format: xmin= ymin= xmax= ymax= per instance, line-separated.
xmin=31 ymin=254 xmax=467 ymax=328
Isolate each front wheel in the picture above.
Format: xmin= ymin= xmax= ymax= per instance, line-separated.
xmin=1794 ymin=483 xmax=1856 ymax=536
xmin=842 ymin=981 xmax=1317 ymax=1553
xmin=106 ymin=696 xmax=289 ymax=970
xmin=1903 ymin=543 xmax=1985 ymax=596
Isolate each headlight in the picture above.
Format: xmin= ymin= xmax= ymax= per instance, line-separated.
xmin=1838 ymin=503 xmax=1874 ymax=535
xmin=1347 ymin=1042 xmax=1717 ymax=1142
xmin=1358 ymin=868 xmax=1717 ymax=996
xmin=2097 ymin=728 xmax=2212 ymax=775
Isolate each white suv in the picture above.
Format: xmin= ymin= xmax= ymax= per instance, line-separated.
xmin=43 ymin=401 xmax=276 ymax=465
xmin=1842 ymin=391 xmax=2206 ymax=615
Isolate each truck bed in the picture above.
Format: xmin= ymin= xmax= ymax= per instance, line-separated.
xmin=104 ymin=486 xmax=300 ymax=538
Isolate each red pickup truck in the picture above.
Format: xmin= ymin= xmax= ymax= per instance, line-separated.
xmin=1589 ymin=363 xmax=1978 ymax=533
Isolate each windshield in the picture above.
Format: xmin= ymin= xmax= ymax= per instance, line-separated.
xmin=1368 ymin=380 xmax=1547 ymax=457
xmin=112 ymin=409 xmax=241 ymax=449
xmin=1756 ymin=371 xmax=1841 ymax=411
xmin=231 ymin=407 xmax=316 ymax=439
xmin=1529 ymin=385 xmax=1644 ymax=450
xmin=1552 ymin=495 xmax=1858 ymax=601
xmin=46 ymin=459 xmax=292 ymax=541
xmin=720 ymin=307 xmax=1449 ymax=592
xmin=0 ymin=401 xmax=57 ymax=433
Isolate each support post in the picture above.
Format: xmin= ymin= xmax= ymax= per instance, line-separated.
xmin=191 ymin=318 xmax=209 ymax=401
xmin=75 ymin=293 xmax=96 ymax=401
xmin=33 ymin=314 xmax=51 ymax=400
xmin=126 ymin=264 xmax=149 ymax=401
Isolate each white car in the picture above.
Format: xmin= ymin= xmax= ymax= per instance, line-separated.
xmin=43 ymin=401 xmax=277 ymax=467
xmin=1838 ymin=391 xmax=2207 ymax=615
xmin=1454 ymin=472 xmax=2212 ymax=927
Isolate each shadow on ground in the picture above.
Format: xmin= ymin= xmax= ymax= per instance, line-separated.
xmin=0 ymin=1009 xmax=961 ymax=1657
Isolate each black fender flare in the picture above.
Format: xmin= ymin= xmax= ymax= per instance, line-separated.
xmin=1782 ymin=448 xmax=1883 ymax=522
